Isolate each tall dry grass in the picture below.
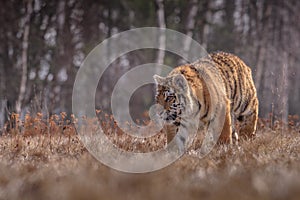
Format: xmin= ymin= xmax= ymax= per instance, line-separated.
xmin=0 ymin=112 xmax=300 ymax=200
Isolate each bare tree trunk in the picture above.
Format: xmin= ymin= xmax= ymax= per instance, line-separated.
xmin=0 ymin=55 xmax=5 ymax=129
xmin=254 ymin=45 xmax=266 ymax=93
xmin=0 ymin=99 xmax=6 ymax=130
xmin=181 ymin=0 xmax=198 ymax=64
xmin=16 ymin=0 xmax=33 ymax=114
xmin=254 ymin=2 xmax=271 ymax=95
xmin=155 ymin=0 xmax=166 ymax=69
xmin=202 ymin=1 xmax=211 ymax=50
xmin=281 ymin=51 xmax=289 ymax=123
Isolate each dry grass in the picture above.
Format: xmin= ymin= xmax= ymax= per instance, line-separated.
xmin=0 ymin=113 xmax=300 ymax=200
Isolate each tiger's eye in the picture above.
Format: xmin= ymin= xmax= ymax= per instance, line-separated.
xmin=165 ymin=96 xmax=173 ymax=101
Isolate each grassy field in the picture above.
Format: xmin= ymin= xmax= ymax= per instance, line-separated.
xmin=0 ymin=113 xmax=300 ymax=200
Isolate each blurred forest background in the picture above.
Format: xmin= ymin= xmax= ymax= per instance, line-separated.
xmin=0 ymin=0 xmax=299 ymax=128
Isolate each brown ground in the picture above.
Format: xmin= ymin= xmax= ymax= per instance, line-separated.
xmin=0 ymin=115 xmax=300 ymax=200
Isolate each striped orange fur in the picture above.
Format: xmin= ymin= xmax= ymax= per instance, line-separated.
xmin=154 ymin=51 xmax=258 ymax=149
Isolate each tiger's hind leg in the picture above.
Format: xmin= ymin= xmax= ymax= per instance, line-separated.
xmin=237 ymin=101 xmax=258 ymax=140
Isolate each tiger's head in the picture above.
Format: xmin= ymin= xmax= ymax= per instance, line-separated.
xmin=153 ymin=73 xmax=200 ymax=126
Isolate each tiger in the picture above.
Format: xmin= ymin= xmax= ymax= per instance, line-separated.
xmin=153 ymin=51 xmax=259 ymax=152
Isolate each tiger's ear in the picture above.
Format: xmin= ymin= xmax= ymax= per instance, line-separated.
xmin=153 ymin=74 xmax=165 ymax=85
xmin=173 ymin=74 xmax=188 ymax=92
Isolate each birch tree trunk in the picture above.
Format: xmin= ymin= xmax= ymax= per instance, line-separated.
xmin=155 ymin=0 xmax=166 ymax=70
xmin=181 ymin=0 xmax=198 ymax=64
xmin=16 ymin=0 xmax=33 ymax=114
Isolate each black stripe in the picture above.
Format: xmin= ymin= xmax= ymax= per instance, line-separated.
xmin=232 ymin=72 xmax=237 ymax=101
xmin=242 ymin=96 xmax=255 ymax=114
xmin=240 ymin=99 xmax=248 ymax=114
xmin=194 ymin=100 xmax=201 ymax=117
xmin=179 ymin=135 xmax=186 ymax=143
xmin=189 ymin=64 xmax=197 ymax=71
xmin=200 ymin=102 xmax=209 ymax=120
xmin=227 ymin=58 xmax=237 ymax=100
xmin=234 ymin=62 xmax=244 ymax=113
xmin=173 ymin=121 xmax=181 ymax=126
xmin=180 ymin=122 xmax=187 ymax=129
